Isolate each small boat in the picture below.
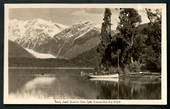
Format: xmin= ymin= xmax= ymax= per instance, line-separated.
xmin=90 ymin=77 xmax=119 ymax=82
xmin=89 ymin=73 xmax=119 ymax=78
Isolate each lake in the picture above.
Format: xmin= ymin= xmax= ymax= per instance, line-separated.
xmin=8 ymin=68 xmax=161 ymax=99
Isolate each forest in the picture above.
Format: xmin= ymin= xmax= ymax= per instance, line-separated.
xmin=96 ymin=8 xmax=161 ymax=73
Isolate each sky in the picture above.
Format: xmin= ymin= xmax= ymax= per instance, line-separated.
xmin=9 ymin=8 xmax=149 ymax=30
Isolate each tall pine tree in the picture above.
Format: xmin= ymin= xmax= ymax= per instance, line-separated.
xmin=97 ymin=8 xmax=112 ymax=73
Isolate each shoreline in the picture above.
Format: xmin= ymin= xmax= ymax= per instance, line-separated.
xmin=9 ymin=67 xmax=94 ymax=70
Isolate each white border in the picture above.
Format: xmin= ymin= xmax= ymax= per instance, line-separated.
xmin=4 ymin=3 xmax=167 ymax=105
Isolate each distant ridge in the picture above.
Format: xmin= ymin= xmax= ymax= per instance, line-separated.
xmin=8 ymin=40 xmax=34 ymax=58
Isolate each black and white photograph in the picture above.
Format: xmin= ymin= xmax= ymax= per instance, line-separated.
xmin=4 ymin=4 xmax=167 ymax=104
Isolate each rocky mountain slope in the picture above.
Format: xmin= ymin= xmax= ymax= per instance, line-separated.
xmin=9 ymin=19 xmax=102 ymax=59
xmin=53 ymin=21 xmax=101 ymax=59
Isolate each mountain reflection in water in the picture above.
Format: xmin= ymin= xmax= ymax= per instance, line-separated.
xmin=9 ymin=69 xmax=161 ymax=99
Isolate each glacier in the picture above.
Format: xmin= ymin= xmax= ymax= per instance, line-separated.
xmin=25 ymin=48 xmax=56 ymax=59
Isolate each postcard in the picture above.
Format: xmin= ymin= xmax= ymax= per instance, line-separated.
xmin=4 ymin=3 xmax=167 ymax=104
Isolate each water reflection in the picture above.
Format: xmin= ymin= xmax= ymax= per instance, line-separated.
xmin=92 ymin=78 xmax=161 ymax=99
xmin=24 ymin=76 xmax=56 ymax=90
xmin=9 ymin=69 xmax=161 ymax=99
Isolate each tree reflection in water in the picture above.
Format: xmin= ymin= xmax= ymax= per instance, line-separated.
xmin=94 ymin=79 xmax=161 ymax=99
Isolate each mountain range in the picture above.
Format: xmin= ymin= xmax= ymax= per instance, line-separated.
xmin=8 ymin=19 xmax=104 ymax=60
xmin=8 ymin=18 xmax=147 ymax=67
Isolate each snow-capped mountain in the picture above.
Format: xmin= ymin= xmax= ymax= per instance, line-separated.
xmin=8 ymin=19 xmax=102 ymax=59
xmin=8 ymin=18 xmax=68 ymax=58
xmin=53 ymin=21 xmax=101 ymax=59
xmin=54 ymin=21 xmax=98 ymax=39
xmin=9 ymin=18 xmax=67 ymax=41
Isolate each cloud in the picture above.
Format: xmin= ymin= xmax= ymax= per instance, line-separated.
xmin=71 ymin=8 xmax=104 ymax=16
xmin=85 ymin=8 xmax=104 ymax=14
xmin=71 ymin=10 xmax=88 ymax=16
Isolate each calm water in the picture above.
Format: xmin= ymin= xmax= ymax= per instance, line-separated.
xmin=9 ymin=69 xmax=161 ymax=99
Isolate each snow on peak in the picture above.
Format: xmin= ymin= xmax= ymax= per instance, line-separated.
xmin=8 ymin=19 xmax=26 ymax=41
xmin=8 ymin=18 xmax=68 ymax=41
xmin=8 ymin=18 xmax=68 ymax=54
xmin=54 ymin=20 xmax=98 ymax=40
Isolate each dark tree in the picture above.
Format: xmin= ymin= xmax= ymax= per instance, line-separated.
xmin=116 ymin=8 xmax=142 ymax=66
xmin=143 ymin=9 xmax=161 ymax=71
xmin=97 ymin=8 xmax=112 ymax=72
xmin=117 ymin=8 xmax=142 ymax=46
